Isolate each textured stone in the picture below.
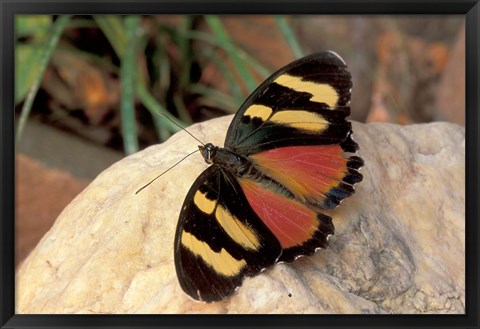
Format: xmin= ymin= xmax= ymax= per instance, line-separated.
xmin=16 ymin=116 xmax=465 ymax=314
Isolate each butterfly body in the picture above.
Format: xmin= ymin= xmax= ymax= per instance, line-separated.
xmin=199 ymin=143 xmax=251 ymax=176
xmin=174 ymin=51 xmax=364 ymax=302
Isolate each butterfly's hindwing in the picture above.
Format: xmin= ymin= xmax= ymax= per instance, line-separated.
xmin=174 ymin=165 xmax=282 ymax=302
xmin=238 ymin=177 xmax=335 ymax=263
xmin=225 ymin=52 xmax=353 ymax=155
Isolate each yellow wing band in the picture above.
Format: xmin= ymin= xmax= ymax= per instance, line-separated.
xmin=216 ymin=206 xmax=261 ymax=251
xmin=193 ymin=190 xmax=216 ymax=214
xmin=274 ymin=74 xmax=338 ymax=108
xmin=181 ymin=231 xmax=246 ymax=277
xmin=270 ymin=110 xmax=328 ymax=132
xmin=243 ymin=104 xmax=273 ymax=121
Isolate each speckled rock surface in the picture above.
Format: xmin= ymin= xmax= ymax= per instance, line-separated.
xmin=16 ymin=116 xmax=465 ymax=314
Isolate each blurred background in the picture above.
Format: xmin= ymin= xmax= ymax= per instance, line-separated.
xmin=15 ymin=15 xmax=465 ymax=267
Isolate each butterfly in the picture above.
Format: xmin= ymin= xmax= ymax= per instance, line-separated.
xmin=174 ymin=51 xmax=364 ymax=302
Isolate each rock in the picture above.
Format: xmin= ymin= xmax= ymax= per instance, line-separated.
xmin=16 ymin=154 xmax=90 ymax=268
xmin=16 ymin=116 xmax=465 ymax=314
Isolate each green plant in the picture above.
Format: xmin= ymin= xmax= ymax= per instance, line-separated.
xmin=15 ymin=15 xmax=304 ymax=154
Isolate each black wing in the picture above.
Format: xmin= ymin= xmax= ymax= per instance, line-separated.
xmin=174 ymin=165 xmax=282 ymax=302
xmin=224 ymin=51 xmax=356 ymax=155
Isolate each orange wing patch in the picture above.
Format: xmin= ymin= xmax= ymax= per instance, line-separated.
xmin=239 ymin=179 xmax=319 ymax=249
xmin=250 ymin=145 xmax=348 ymax=210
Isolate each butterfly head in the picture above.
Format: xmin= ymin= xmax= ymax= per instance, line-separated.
xmin=199 ymin=143 xmax=218 ymax=165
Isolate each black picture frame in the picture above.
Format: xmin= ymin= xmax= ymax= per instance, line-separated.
xmin=1 ymin=1 xmax=479 ymax=328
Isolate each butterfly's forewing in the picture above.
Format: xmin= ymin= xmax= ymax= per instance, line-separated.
xmin=174 ymin=165 xmax=281 ymax=302
xmin=249 ymin=145 xmax=364 ymax=210
xmin=225 ymin=51 xmax=354 ymax=155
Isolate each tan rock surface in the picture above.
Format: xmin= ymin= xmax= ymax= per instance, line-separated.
xmin=16 ymin=116 xmax=465 ymax=314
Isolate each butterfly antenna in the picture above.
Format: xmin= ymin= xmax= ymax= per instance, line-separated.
xmin=135 ymin=149 xmax=200 ymax=194
xmin=157 ymin=112 xmax=205 ymax=146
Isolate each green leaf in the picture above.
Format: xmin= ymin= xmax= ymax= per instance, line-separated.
xmin=121 ymin=16 xmax=141 ymax=155
xmin=94 ymin=16 xmax=127 ymax=58
xmin=15 ymin=44 xmax=42 ymax=104
xmin=96 ymin=15 xmax=180 ymax=141
xmin=177 ymin=16 xmax=195 ymax=89
xmin=199 ymin=47 xmax=244 ymax=107
xmin=136 ymin=84 xmax=184 ymax=134
xmin=185 ymin=30 xmax=272 ymax=79
xmin=274 ymin=16 xmax=304 ymax=59
xmin=189 ymin=84 xmax=237 ymax=113
xmin=205 ymin=16 xmax=258 ymax=93
xmin=16 ymin=15 xmax=52 ymax=40
xmin=15 ymin=16 xmax=54 ymax=104
xmin=16 ymin=15 xmax=71 ymax=144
